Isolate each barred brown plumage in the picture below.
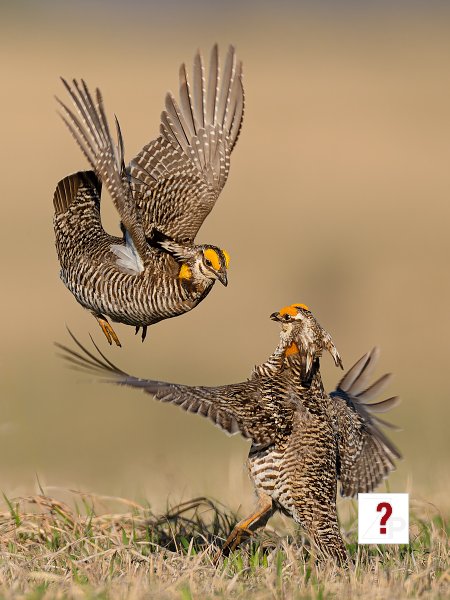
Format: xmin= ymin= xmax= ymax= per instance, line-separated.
xmin=53 ymin=45 xmax=243 ymax=346
xmin=56 ymin=304 xmax=401 ymax=564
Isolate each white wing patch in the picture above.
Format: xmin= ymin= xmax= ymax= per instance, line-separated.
xmin=111 ymin=230 xmax=144 ymax=275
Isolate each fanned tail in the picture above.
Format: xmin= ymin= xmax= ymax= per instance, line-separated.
xmin=335 ymin=347 xmax=401 ymax=441
xmin=331 ymin=347 xmax=401 ymax=497
xmin=53 ymin=170 xmax=101 ymax=215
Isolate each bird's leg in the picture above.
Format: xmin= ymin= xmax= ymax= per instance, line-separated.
xmin=215 ymin=492 xmax=273 ymax=561
xmin=93 ymin=313 xmax=121 ymax=347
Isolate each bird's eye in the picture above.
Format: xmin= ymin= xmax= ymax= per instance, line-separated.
xmin=283 ymin=314 xmax=291 ymax=321
xmin=205 ymin=259 xmax=212 ymax=267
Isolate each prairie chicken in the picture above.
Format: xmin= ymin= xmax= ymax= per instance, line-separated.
xmin=53 ymin=45 xmax=243 ymax=346
xmin=57 ymin=304 xmax=401 ymax=564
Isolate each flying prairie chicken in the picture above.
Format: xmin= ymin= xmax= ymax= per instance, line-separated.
xmin=53 ymin=45 xmax=243 ymax=346
xmin=57 ymin=304 xmax=401 ymax=564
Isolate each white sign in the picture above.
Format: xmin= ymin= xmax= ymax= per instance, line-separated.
xmin=358 ymin=493 xmax=409 ymax=544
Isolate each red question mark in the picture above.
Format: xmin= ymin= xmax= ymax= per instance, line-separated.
xmin=377 ymin=502 xmax=393 ymax=534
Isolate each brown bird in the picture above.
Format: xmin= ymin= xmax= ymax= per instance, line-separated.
xmin=53 ymin=45 xmax=243 ymax=346
xmin=57 ymin=304 xmax=401 ymax=564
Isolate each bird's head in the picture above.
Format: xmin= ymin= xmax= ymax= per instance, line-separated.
xmin=270 ymin=303 xmax=311 ymax=326
xmin=270 ymin=303 xmax=343 ymax=371
xmin=180 ymin=245 xmax=229 ymax=286
xmin=149 ymin=232 xmax=229 ymax=287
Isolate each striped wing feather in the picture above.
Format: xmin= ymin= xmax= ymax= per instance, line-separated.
xmin=129 ymin=45 xmax=244 ymax=244
xmin=56 ymin=79 xmax=148 ymax=261
xmin=56 ymin=332 xmax=275 ymax=448
xmin=330 ymin=347 xmax=401 ymax=497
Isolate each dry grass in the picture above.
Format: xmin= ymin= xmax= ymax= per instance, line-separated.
xmin=0 ymin=491 xmax=448 ymax=599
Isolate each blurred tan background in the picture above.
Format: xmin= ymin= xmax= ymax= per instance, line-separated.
xmin=1 ymin=1 xmax=449 ymax=512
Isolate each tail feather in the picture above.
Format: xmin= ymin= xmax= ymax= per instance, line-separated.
xmin=361 ymin=395 xmax=401 ymax=413
xmin=53 ymin=170 xmax=101 ymax=215
xmin=331 ymin=347 xmax=401 ymax=497
xmin=338 ymin=349 xmax=375 ymax=394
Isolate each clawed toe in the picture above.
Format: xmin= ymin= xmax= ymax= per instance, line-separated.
xmin=95 ymin=315 xmax=121 ymax=347
xmin=213 ymin=525 xmax=254 ymax=564
xmin=135 ymin=325 xmax=148 ymax=342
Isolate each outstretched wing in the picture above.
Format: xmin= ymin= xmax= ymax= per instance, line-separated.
xmin=329 ymin=348 xmax=401 ymax=497
xmin=129 ymin=45 xmax=244 ymax=244
xmin=56 ymin=332 xmax=276 ymax=449
xmin=56 ymin=79 xmax=148 ymax=263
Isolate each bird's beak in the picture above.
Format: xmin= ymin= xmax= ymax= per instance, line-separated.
xmin=217 ymin=271 xmax=228 ymax=287
xmin=270 ymin=312 xmax=281 ymax=322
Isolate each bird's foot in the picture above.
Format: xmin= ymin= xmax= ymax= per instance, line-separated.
xmin=213 ymin=524 xmax=254 ymax=564
xmin=96 ymin=316 xmax=121 ymax=347
xmin=213 ymin=493 xmax=273 ymax=565
xmin=135 ymin=325 xmax=148 ymax=342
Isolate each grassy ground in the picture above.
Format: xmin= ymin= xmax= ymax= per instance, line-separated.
xmin=0 ymin=491 xmax=448 ymax=599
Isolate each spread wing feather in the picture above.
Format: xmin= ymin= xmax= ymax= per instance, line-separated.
xmin=56 ymin=332 xmax=275 ymax=448
xmin=56 ymin=79 xmax=148 ymax=262
xmin=129 ymin=45 xmax=244 ymax=243
xmin=330 ymin=347 xmax=401 ymax=497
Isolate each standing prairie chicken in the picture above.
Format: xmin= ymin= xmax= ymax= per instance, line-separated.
xmin=57 ymin=304 xmax=401 ymax=564
xmin=53 ymin=45 xmax=243 ymax=346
